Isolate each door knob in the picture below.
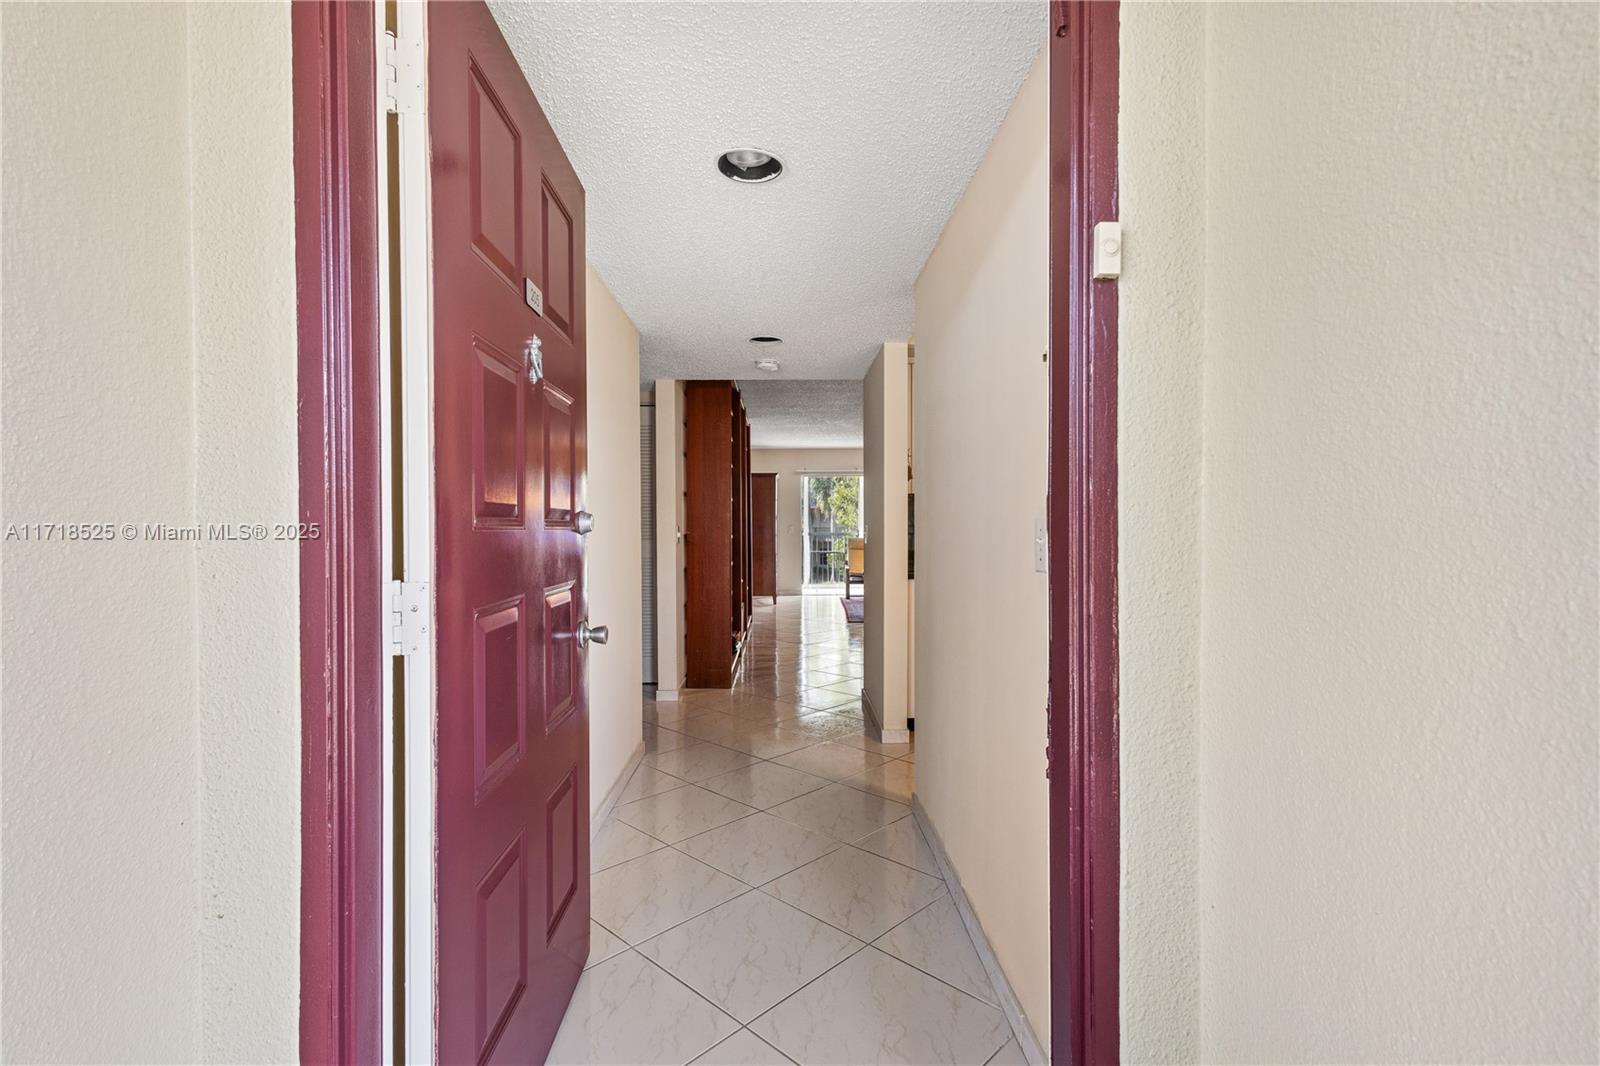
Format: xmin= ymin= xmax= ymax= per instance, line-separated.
xmin=574 ymin=510 xmax=594 ymax=535
xmin=578 ymin=621 xmax=609 ymax=647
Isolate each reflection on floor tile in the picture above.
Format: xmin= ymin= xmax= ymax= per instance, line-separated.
xmin=615 ymin=784 xmax=756 ymax=844
xmin=875 ymin=895 xmax=998 ymax=1006
xmin=749 ymin=947 xmax=1010 ymax=1066
xmin=591 ymin=847 xmax=748 ymax=944
xmin=771 ymin=741 xmax=891 ymax=782
xmin=644 ymin=723 xmax=697 ymax=755
xmin=592 ymin=817 xmax=666 ymax=873
xmin=676 ymin=811 xmax=841 ymax=887
xmin=676 ymin=711 xmax=759 ymax=743
xmin=762 ymin=846 xmax=945 ymax=941
xmin=785 ymin=688 xmax=859 ymax=713
xmin=617 ymin=763 xmax=691 ymax=804
xmin=778 ymin=713 xmax=857 ymax=744
xmin=828 ymin=728 xmax=913 ymax=758
xmin=697 ymin=761 xmax=832 ymax=810
xmin=561 ymin=596 xmax=1023 ymax=1062
xmin=842 ymin=757 xmax=915 ymax=804
xmin=639 ymin=891 xmax=861 ymax=1022
xmin=727 ymin=699 xmax=832 ymax=726
xmin=547 ymin=950 xmax=738 ymax=1066
xmin=700 ymin=721 xmax=818 ymax=760
xmin=853 ymin=815 xmax=941 ymax=875
xmin=690 ymin=1028 xmax=797 ymax=1065
xmin=646 ymin=740 xmax=761 ymax=783
xmin=766 ymin=782 xmax=910 ymax=843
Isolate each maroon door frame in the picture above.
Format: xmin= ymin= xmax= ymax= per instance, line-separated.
xmin=1047 ymin=2 xmax=1120 ymax=1065
xmin=293 ymin=2 xmax=385 ymax=1062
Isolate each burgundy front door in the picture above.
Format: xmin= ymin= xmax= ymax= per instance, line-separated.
xmin=429 ymin=3 xmax=589 ymax=1061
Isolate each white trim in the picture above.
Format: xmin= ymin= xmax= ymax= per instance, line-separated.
xmin=655 ymin=688 xmax=682 ymax=703
xmin=379 ymin=2 xmax=437 ymax=1061
xmin=375 ymin=2 xmax=396 ymax=1051
xmin=862 ymin=691 xmax=911 ymax=745
xmin=591 ymin=741 xmax=646 ymax=838
xmin=913 ymin=796 xmax=1048 ymax=1066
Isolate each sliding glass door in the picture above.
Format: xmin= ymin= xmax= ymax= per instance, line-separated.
xmin=801 ymin=475 xmax=862 ymax=588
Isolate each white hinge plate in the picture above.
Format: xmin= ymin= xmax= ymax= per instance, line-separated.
xmin=388 ymin=580 xmax=431 ymax=655
xmin=382 ymin=31 xmax=424 ymax=115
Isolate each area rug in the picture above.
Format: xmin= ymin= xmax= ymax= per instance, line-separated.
xmin=840 ymin=597 xmax=865 ymax=624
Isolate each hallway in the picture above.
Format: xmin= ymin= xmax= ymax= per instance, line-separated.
xmin=551 ymin=596 xmax=1022 ymax=1065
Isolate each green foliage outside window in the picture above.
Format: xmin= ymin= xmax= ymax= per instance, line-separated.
xmin=807 ymin=476 xmax=861 ymax=578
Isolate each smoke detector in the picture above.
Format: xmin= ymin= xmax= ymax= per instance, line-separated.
xmin=754 ymin=358 xmax=781 ymax=373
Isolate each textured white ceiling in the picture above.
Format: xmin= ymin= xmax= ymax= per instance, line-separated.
xmin=488 ymin=1 xmax=1043 ymax=390
xmin=738 ymin=379 xmax=863 ymax=448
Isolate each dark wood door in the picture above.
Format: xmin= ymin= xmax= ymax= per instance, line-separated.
xmin=429 ymin=3 xmax=589 ymax=1061
xmin=752 ymin=474 xmax=778 ymax=601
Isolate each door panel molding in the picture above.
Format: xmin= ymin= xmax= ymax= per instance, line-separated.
xmin=429 ymin=4 xmax=591 ymax=1059
xmin=1048 ymin=2 xmax=1120 ymax=1064
xmin=292 ymin=1 xmax=384 ymax=1061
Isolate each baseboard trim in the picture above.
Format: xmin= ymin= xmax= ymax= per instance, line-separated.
xmin=913 ymin=796 xmax=1048 ymax=1066
xmin=656 ymin=688 xmax=681 ymax=702
xmin=862 ymin=691 xmax=911 ymax=745
xmin=591 ymin=740 xmax=645 ymax=839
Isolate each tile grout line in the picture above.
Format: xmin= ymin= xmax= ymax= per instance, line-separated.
xmin=624 ymin=948 xmax=745 ymax=1063
xmin=608 ymin=609 xmax=946 ymax=1061
xmin=867 ymin=894 xmax=1009 ymax=1014
xmin=913 ymin=797 xmax=1046 ymax=1066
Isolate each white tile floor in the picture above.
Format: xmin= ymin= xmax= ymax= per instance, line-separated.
xmin=549 ymin=595 xmax=1020 ymax=1066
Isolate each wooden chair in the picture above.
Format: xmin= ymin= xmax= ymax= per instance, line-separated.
xmin=846 ymin=538 xmax=866 ymax=598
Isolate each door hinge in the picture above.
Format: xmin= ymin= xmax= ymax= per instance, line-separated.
xmin=388 ymin=580 xmax=431 ymax=656
xmin=382 ymin=30 xmax=424 ymax=116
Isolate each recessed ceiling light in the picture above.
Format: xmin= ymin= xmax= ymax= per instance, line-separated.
xmin=754 ymin=358 xmax=781 ymax=373
xmin=718 ymin=148 xmax=783 ymax=184
xmin=749 ymin=336 xmax=783 ymax=344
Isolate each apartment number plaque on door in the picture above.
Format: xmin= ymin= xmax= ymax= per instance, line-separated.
xmin=525 ymin=277 xmax=545 ymax=315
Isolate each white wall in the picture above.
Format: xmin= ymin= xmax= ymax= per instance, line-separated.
xmin=750 ymin=447 xmax=864 ymax=594
xmin=188 ymin=4 xmax=301 ymax=1059
xmin=1118 ymin=4 xmax=1599 ymax=1061
xmin=1 ymin=3 xmax=300 ymax=1060
xmin=863 ymin=344 xmax=910 ymax=737
xmin=912 ymin=46 xmax=1051 ymax=1051
xmin=1116 ymin=4 xmax=1205 ymax=1061
xmin=586 ymin=265 xmax=644 ymax=812
xmin=654 ymin=380 xmax=687 ymax=696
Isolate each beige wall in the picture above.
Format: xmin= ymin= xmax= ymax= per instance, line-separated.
xmin=189 ymin=4 xmax=301 ymax=1059
xmin=863 ymin=345 xmax=910 ymax=737
xmin=654 ymin=380 xmax=688 ymax=695
xmin=1119 ymin=4 xmax=1599 ymax=1061
xmin=750 ymin=447 xmax=864 ymax=595
xmin=1 ymin=3 xmax=300 ymax=1060
xmin=912 ymin=46 xmax=1050 ymax=1051
xmin=1116 ymin=4 xmax=1205 ymax=1062
xmin=586 ymin=266 xmax=644 ymax=812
